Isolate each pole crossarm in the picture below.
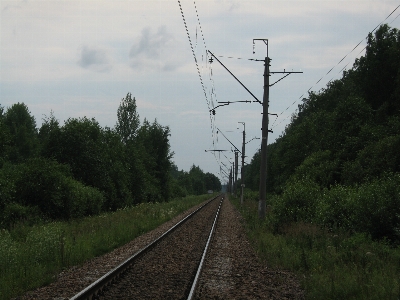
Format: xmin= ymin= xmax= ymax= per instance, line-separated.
xmin=208 ymin=50 xmax=262 ymax=104
xmin=209 ymin=100 xmax=255 ymax=114
xmin=269 ymin=71 xmax=303 ymax=87
xmin=245 ymin=137 xmax=260 ymax=144
xmin=216 ymin=127 xmax=241 ymax=154
xmin=218 ymin=100 xmax=254 ymax=104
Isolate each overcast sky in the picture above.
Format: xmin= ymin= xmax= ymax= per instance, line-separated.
xmin=1 ymin=0 xmax=400 ymax=183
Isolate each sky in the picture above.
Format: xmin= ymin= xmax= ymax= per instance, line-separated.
xmin=1 ymin=0 xmax=400 ymax=184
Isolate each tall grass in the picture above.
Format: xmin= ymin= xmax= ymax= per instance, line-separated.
xmin=231 ymin=194 xmax=400 ymax=300
xmin=0 ymin=194 xmax=212 ymax=300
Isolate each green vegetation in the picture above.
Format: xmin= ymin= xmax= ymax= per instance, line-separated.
xmin=0 ymin=194 xmax=212 ymax=299
xmin=235 ymin=24 xmax=400 ymax=299
xmin=244 ymin=24 xmax=400 ymax=242
xmin=232 ymin=194 xmax=400 ymax=300
xmin=171 ymin=164 xmax=222 ymax=196
xmin=0 ymin=93 xmax=221 ymax=228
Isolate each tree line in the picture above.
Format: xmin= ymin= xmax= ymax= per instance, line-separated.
xmin=0 ymin=93 xmax=221 ymax=227
xmin=243 ymin=24 xmax=400 ymax=242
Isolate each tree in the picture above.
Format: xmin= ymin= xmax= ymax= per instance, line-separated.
xmin=2 ymin=103 xmax=38 ymax=163
xmin=38 ymin=111 xmax=61 ymax=158
xmin=353 ymin=24 xmax=400 ymax=116
xmin=115 ymin=93 xmax=140 ymax=144
xmin=46 ymin=117 xmax=118 ymax=208
xmin=247 ymin=25 xmax=400 ymax=193
xmin=136 ymin=119 xmax=174 ymax=201
xmin=204 ymin=172 xmax=222 ymax=192
xmin=0 ymin=105 xmax=11 ymax=166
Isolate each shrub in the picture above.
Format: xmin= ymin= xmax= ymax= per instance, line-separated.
xmin=316 ymin=174 xmax=400 ymax=241
xmin=63 ymin=176 xmax=104 ymax=217
xmin=315 ymin=185 xmax=356 ymax=230
xmin=0 ymin=158 xmax=105 ymax=227
xmin=351 ymin=174 xmax=400 ymax=240
xmin=0 ymin=164 xmax=17 ymax=211
xmin=1 ymin=203 xmax=42 ymax=228
xmin=272 ymin=178 xmax=321 ymax=227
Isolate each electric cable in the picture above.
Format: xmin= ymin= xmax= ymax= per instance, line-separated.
xmin=270 ymin=5 xmax=400 ymax=131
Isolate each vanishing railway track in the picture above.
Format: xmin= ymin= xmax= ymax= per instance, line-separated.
xmin=70 ymin=194 xmax=224 ymax=300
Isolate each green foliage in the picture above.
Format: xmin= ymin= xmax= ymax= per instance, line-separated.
xmin=41 ymin=116 xmax=127 ymax=210
xmin=344 ymin=135 xmax=400 ymax=183
xmin=232 ymin=197 xmax=400 ymax=300
xmin=38 ymin=110 xmax=61 ymax=158
xmin=169 ymin=164 xmax=221 ymax=196
xmin=136 ymin=119 xmax=173 ymax=202
xmin=354 ymin=24 xmax=400 ymax=115
xmin=0 ymin=195 xmax=210 ymax=299
xmin=1 ymin=203 xmax=42 ymax=228
xmin=0 ymin=158 xmax=105 ymax=226
xmin=244 ymin=149 xmax=260 ymax=191
xmin=61 ymin=176 xmax=105 ymax=218
xmin=1 ymin=103 xmax=38 ymax=163
xmin=0 ymin=164 xmax=17 ymax=209
xmin=245 ymin=24 xmax=400 ymax=195
xmin=115 ymin=92 xmax=140 ymax=144
xmin=271 ymin=174 xmax=400 ymax=241
xmin=52 ymin=117 xmax=106 ymax=187
xmin=271 ymin=178 xmax=321 ymax=227
xmin=350 ymin=174 xmax=400 ymax=240
xmin=0 ymin=94 xmax=220 ymax=227
xmin=291 ymin=150 xmax=338 ymax=188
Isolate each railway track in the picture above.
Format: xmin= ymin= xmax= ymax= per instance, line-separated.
xmin=70 ymin=194 xmax=224 ymax=300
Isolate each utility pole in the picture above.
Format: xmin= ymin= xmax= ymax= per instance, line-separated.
xmin=208 ymin=42 xmax=301 ymax=216
xmin=255 ymin=39 xmax=302 ymax=219
xmin=238 ymin=122 xmax=245 ymax=205
xmin=234 ymin=150 xmax=238 ymax=197
xmin=232 ymin=159 xmax=235 ymax=196
xmin=227 ymin=168 xmax=230 ymax=193
xmin=258 ymin=55 xmax=270 ymax=219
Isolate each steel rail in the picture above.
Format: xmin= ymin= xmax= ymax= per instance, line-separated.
xmin=70 ymin=194 xmax=221 ymax=300
xmin=187 ymin=196 xmax=223 ymax=300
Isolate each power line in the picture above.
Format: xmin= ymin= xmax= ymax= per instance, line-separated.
xmin=178 ymin=0 xmax=230 ymax=179
xmin=177 ymin=1 xmax=210 ymax=111
xmin=270 ymin=5 xmax=400 ymax=131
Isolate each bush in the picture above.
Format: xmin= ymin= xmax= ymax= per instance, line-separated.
xmin=0 ymin=158 xmax=106 ymax=227
xmin=1 ymin=203 xmax=42 ymax=228
xmin=351 ymin=174 xmax=400 ymax=240
xmin=272 ymin=178 xmax=321 ymax=227
xmin=63 ymin=176 xmax=104 ymax=217
xmin=315 ymin=185 xmax=356 ymax=230
xmin=316 ymin=174 xmax=400 ymax=241
xmin=0 ymin=164 xmax=18 ymax=211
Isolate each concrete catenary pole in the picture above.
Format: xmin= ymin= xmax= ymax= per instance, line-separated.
xmin=258 ymin=56 xmax=270 ymax=219
xmin=238 ymin=122 xmax=245 ymax=205
xmin=234 ymin=150 xmax=238 ymax=197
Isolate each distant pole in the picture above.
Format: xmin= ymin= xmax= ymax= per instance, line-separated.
xmin=238 ymin=122 xmax=245 ymax=205
xmin=234 ymin=150 xmax=238 ymax=197
xmin=229 ymin=166 xmax=232 ymax=194
xmin=258 ymin=56 xmax=270 ymax=219
xmin=240 ymin=123 xmax=246 ymax=205
xmin=232 ymin=160 xmax=235 ymax=195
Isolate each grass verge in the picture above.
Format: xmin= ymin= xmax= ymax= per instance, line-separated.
xmin=230 ymin=195 xmax=400 ymax=300
xmin=0 ymin=194 xmax=213 ymax=300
